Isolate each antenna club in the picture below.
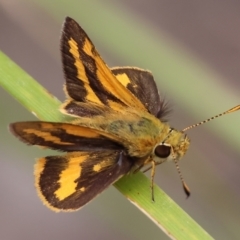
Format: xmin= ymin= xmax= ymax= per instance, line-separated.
xmin=183 ymin=182 xmax=191 ymax=197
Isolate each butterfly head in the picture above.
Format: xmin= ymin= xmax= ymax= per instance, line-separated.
xmin=152 ymin=128 xmax=190 ymax=163
xmin=150 ymin=128 xmax=191 ymax=197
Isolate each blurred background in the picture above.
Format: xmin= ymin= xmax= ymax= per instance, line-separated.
xmin=0 ymin=1 xmax=240 ymax=239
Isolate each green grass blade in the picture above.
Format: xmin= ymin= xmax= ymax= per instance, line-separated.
xmin=0 ymin=51 xmax=64 ymax=122
xmin=0 ymin=51 xmax=213 ymax=240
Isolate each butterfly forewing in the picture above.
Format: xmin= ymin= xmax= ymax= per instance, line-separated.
xmin=10 ymin=122 xmax=123 ymax=152
xmin=61 ymin=17 xmax=146 ymax=112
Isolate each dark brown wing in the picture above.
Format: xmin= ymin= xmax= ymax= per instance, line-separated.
xmin=10 ymin=122 xmax=122 ymax=152
xmin=61 ymin=17 xmax=146 ymax=113
xmin=111 ymin=67 xmax=170 ymax=119
xmin=35 ymin=150 xmax=133 ymax=211
xmin=62 ymin=66 xmax=170 ymax=119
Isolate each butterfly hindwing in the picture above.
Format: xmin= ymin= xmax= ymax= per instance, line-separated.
xmin=61 ymin=17 xmax=146 ymax=112
xmin=35 ymin=150 xmax=133 ymax=211
xmin=111 ymin=67 xmax=169 ymax=118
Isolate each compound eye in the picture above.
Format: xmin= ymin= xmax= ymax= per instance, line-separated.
xmin=154 ymin=144 xmax=171 ymax=158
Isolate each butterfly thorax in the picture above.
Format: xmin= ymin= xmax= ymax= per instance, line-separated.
xmin=74 ymin=108 xmax=190 ymax=162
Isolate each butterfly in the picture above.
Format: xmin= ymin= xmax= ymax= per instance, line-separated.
xmin=10 ymin=17 xmax=240 ymax=212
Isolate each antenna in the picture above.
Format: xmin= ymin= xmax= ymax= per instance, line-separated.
xmin=182 ymin=105 xmax=240 ymax=132
xmin=172 ymin=154 xmax=190 ymax=197
xmin=177 ymin=105 xmax=239 ymax=197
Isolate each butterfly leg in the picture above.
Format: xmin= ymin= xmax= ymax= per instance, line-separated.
xmin=150 ymin=160 xmax=156 ymax=202
xmin=142 ymin=159 xmax=165 ymax=173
